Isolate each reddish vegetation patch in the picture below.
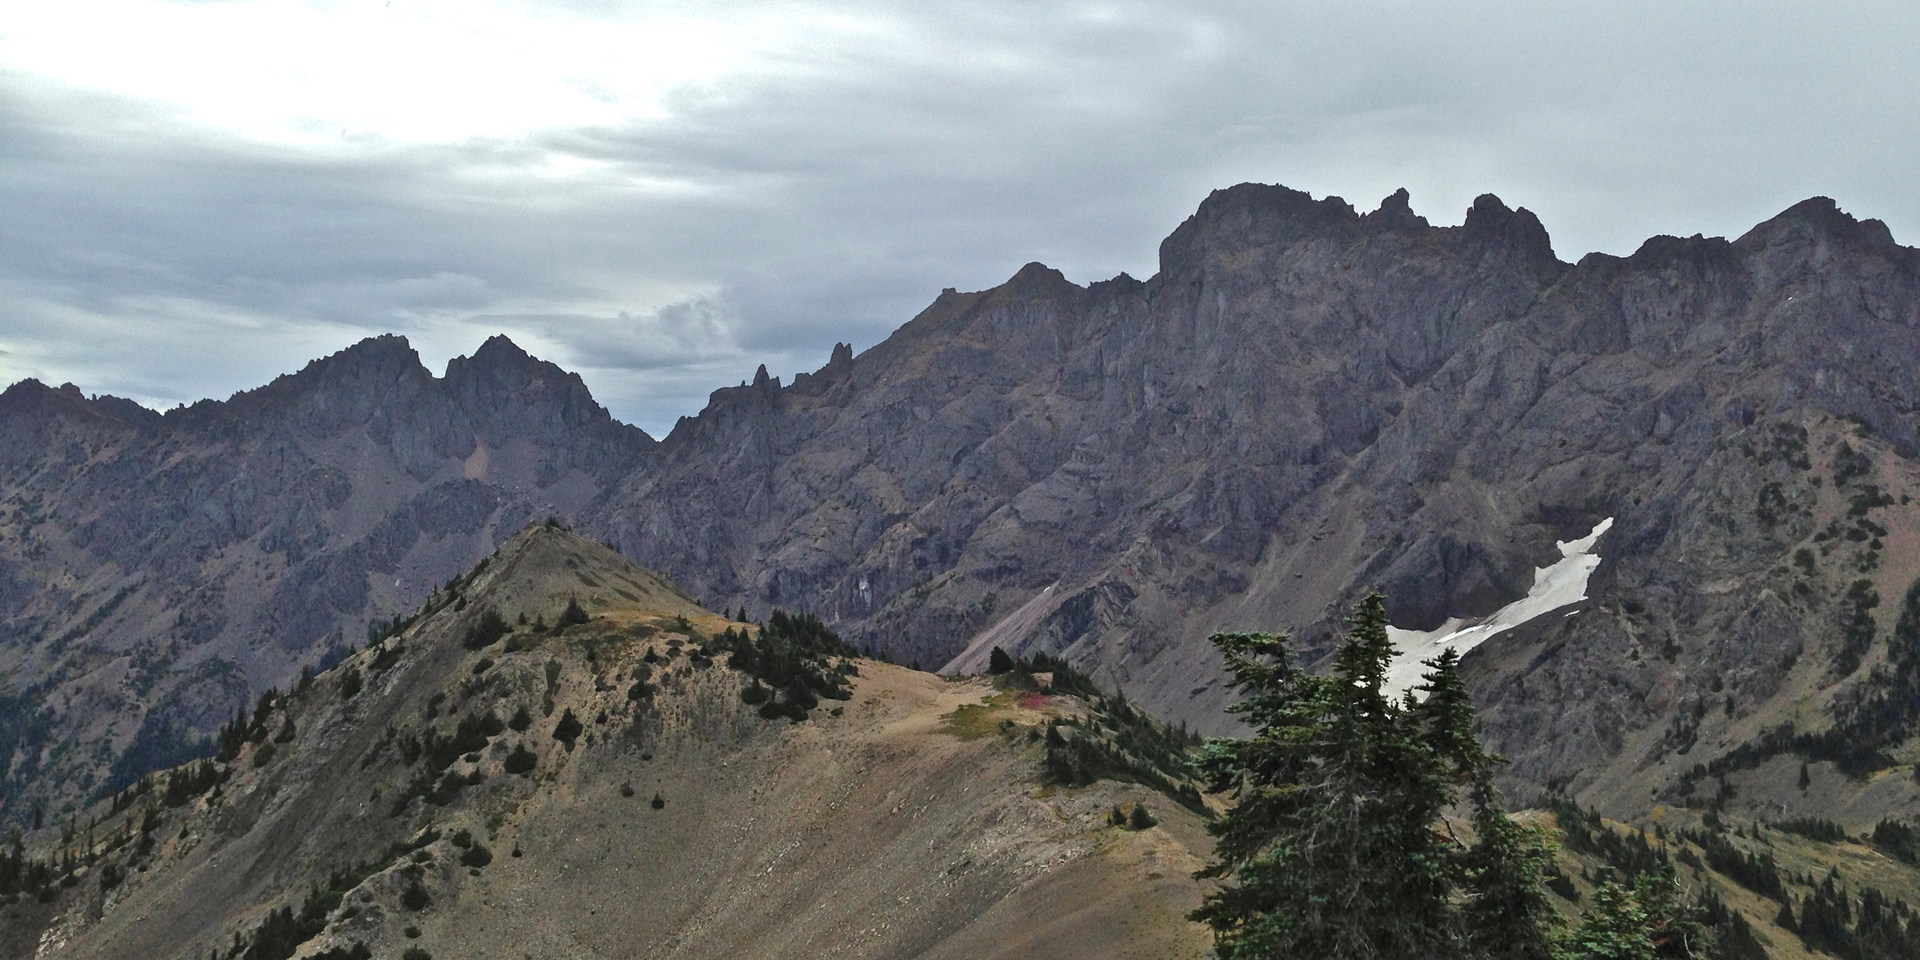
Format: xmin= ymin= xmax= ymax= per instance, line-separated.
xmin=1018 ymin=692 xmax=1052 ymax=711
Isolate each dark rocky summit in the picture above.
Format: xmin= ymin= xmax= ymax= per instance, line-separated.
xmin=0 ymin=337 xmax=646 ymax=823
xmin=4 ymin=183 xmax=1919 ymax=829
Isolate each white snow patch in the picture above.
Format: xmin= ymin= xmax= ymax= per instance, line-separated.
xmin=1382 ymin=518 xmax=1613 ymax=700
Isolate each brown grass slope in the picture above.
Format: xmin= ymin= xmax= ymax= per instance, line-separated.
xmin=5 ymin=525 xmax=1207 ymax=960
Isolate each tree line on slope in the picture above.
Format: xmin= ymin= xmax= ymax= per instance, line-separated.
xmin=980 ymin=647 xmax=1208 ymax=812
xmin=714 ymin=610 xmax=858 ymax=722
xmin=1678 ymin=573 xmax=1920 ymax=796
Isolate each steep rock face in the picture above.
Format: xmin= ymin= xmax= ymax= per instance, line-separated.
xmin=599 ymin=188 xmax=1572 ymax=690
xmin=6 ymin=183 xmax=1920 ymax=829
xmin=600 ymin=186 xmax=1920 ymax=816
xmin=0 ymin=338 xmax=647 ymax=824
xmin=608 ymin=186 xmax=1569 ymax=673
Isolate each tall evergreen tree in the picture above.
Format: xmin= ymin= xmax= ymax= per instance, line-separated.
xmin=1191 ymin=594 xmax=1563 ymax=960
xmin=1417 ymin=650 xmax=1560 ymax=960
xmin=988 ymin=646 xmax=1015 ymax=675
xmin=1194 ymin=594 xmax=1474 ymax=959
xmin=1189 ymin=594 xmax=1733 ymax=960
xmin=1564 ymin=865 xmax=1711 ymax=960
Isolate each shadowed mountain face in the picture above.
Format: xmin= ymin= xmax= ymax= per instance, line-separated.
xmin=603 ymin=186 xmax=1920 ymax=816
xmin=5 ymin=183 xmax=1920 ymax=828
xmin=0 ymin=335 xmax=647 ymax=824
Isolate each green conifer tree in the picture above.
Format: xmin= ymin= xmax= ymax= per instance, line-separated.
xmin=1190 ymin=594 xmax=1562 ymax=960
xmin=1127 ymin=803 xmax=1157 ymax=830
xmin=551 ymin=709 xmax=582 ymax=751
xmin=1416 ymin=650 xmax=1561 ymax=960
xmin=988 ymin=646 xmax=1015 ymax=674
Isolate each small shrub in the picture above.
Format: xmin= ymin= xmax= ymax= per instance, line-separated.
xmin=504 ymin=744 xmax=537 ymax=776
xmin=651 ymin=793 xmax=666 ymax=810
xmin=401 ymin=880 xmax=430 ymax=912
xmin=552 ymin=709 xmax=583 ymax=751
xmin=459 ymin=843 xmax=493 ymax=868
xmin=1127 ymin=804 xmax=1157 ymax=830
xmin=462 ymin=608 xmax=509 ymax=650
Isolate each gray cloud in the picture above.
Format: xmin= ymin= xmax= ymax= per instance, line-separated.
xmin=3 ymin=2 xmax=1917 ymax=435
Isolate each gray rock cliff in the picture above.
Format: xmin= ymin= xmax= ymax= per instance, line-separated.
xmin=5 ymin=184 xmax=1920 ymax=828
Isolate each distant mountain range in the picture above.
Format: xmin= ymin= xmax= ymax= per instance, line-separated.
xmin=4 ymin=182 xmax=1918 ymax=838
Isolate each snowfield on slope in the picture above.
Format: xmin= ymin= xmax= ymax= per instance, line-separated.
xmin=1383 ymin=518 xmax=1613 ymax=700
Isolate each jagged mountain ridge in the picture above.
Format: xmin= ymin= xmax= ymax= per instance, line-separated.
xmin=5 ymin=525 xmax=1210 ymax=960
xmin=0 ymin=334 xmax=646 ymax=825
xmin=4 ymin=184 xmax=1920 ymax=830
xmin=606 ymin=186 xmax=1920 ymax=815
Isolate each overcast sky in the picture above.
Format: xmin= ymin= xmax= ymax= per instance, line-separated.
xmin=3 ymin=1 xmax=1916 ymax=436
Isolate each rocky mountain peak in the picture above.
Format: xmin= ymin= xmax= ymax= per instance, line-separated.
xmin=1363 ymin=187 xmax=1429 ymax=231
xmin=443 ymin=334 xmax=647 ymax=451
xmin=0 ymin=379 xmax=152 ymax=449
xmin=1460 ymin=193 xmax=1559 ymax=267
xmin=0 ymin=381 xmax=95 ymax=459
xmin=0 ymin=377 xmax=63 ymax=413
xmin=1735 ymin=195 xmax=1902 ymax=253
xmin=197 ymin=334 xmax=433 ymax=431
xmin=443 ymin=333 xmax=550 ymax=390
xmin=294 ymin=333 xmax=427 ymax=384
xmin=1001 ymin=261 xmax=1078 ymax=298
xmin=464 ymin=332 xmax=539 ymax=372
xmin=1157 ymin=182 xmax=1360 ymax=276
